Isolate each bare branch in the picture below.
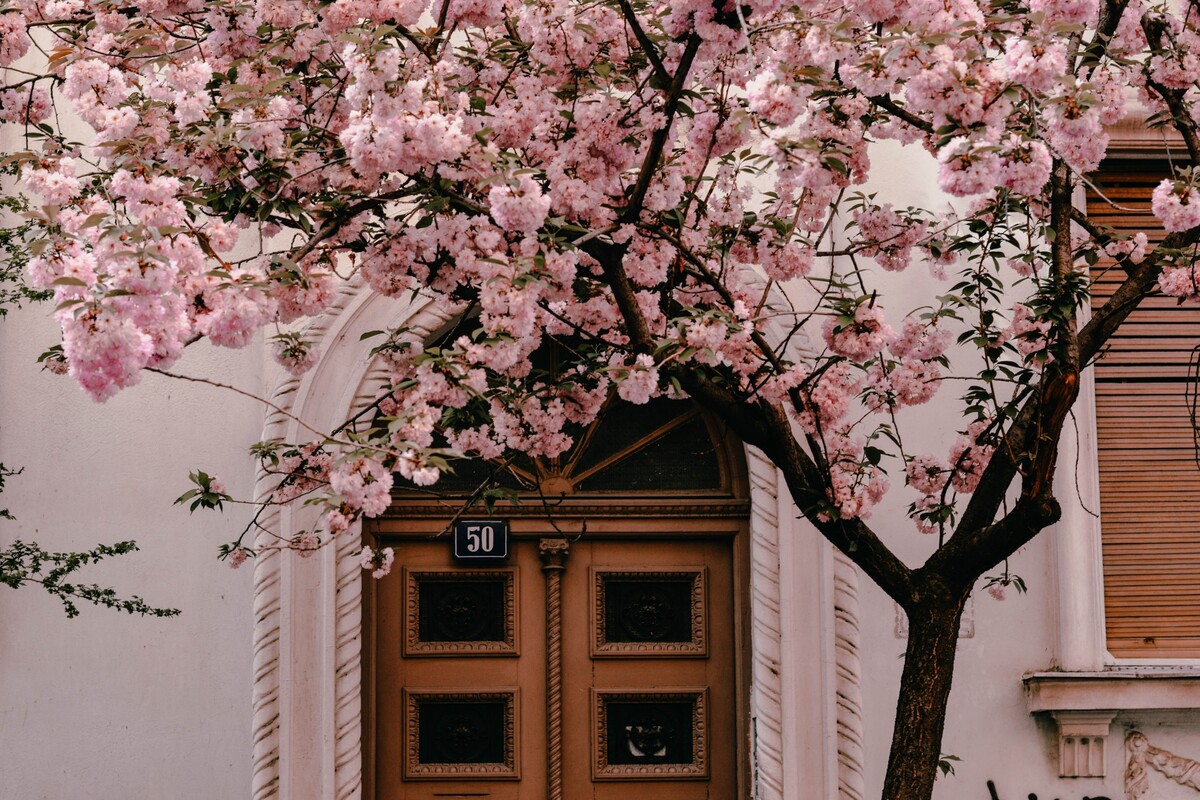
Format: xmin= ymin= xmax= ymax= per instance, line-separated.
xmin=616 ymin=0 xmax=671 ymax=88
xmin=1069 ymin=206 xmax=1113 ymax=245
xmin=868 ymin=95 xmax=933 ymax=134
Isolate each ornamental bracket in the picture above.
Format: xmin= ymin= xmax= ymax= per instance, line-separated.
xmin=1051 ymin=710 xmax=1116 ymax=777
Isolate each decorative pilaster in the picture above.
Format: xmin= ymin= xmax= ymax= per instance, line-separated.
xmin=748 ymin=454 xmax=784 ymax=800
xmin=539 ymin=538 xmax=570 ymax=800
xmin=833 ymin=551 xmax=866 ymax=800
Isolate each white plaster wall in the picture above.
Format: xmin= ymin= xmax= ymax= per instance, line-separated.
xmin=0 ymin=302 xmax=262 ymax=798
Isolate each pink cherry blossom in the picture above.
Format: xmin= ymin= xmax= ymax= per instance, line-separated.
xmin=890 ymin=318 xmax=950 ymax=361
xmin=397 ymin=449 xmax=440 ymax=487
xmin=907 ymin=455 xmax=948 ymax=496
xmin=292 ymin=532 xmax=321 ymax=558
xmin=22 ymin=157 xmax=82 ymax=205
xmin=853 ymin=205 xmax=927 ymax=272
xmin=359 ymin=545 xmax=395 ymax=579
xmin=760 ymin=240 xmax=814 ymax=281
xmin=329 ymin=456 xmax=393 ymax=517
xmin=937 ymin=137 xmax=1001 ymax=197
xmin=746 ymin=71 xmax=804 ymax=127
xmin=948 ymin=420 xmax=995 ymax=494
xmin=271 ymin=336 xmax=320 ymax=376
xmin=0 ymin=13 xmax=30 ymax=67
xmin=1104 ymin=232 xmax=1149 ymax=265
xmin=1006 ymin=304 xmax=1052 ymax=357
xmin=823 ymin=303 xmax=894 ymax=360
xmin=1029 ymin=0 xmax=1097 ymax=26
xmin=489 ymin=175 xmax=552 ymax=234
xmin=1004 ymin=38 xmax=1066 ymax=94
xmin=1152 ymin=180 xmax=1200 ymax=232
xmin=997 ymin=137 xmax=1052 ymax=196
xmin=60 ymin=306 xmax=154 ymax=402
xmin=615 ymin=354 xmax=659 ymax=404
xmin=1158 ymin=266 xmax=1200 ymax=303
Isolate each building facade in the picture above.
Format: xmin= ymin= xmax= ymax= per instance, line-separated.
xmin=3 ymin=127 xmax=1200 ymax=800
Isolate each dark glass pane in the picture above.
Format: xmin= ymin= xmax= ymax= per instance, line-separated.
xmin=603 ymin=578 xmax=694 ymax=643
xmin=576 ymin=414 xmax=722 ymax=492
xmin=416 ymin=699 xmax=507 ymax=764
xmin=573 ymin=398 xmax=693 ymax=476
xmin=605 ymin=700 xmax=694 ymax=765
xmin=390 ymin=392 xmax=725 ymax=496
xmin=418 ymin=578 xmax=506 ymax=642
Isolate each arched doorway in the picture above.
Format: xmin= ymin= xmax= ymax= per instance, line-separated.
xmin=363 ymin=397 xmax=752 ymax=798
xmin=249 ymin=291 xmax=862 ymax=800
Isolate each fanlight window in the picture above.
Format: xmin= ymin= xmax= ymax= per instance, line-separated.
xmin=395 ymin=396 xmax=732 ymax=498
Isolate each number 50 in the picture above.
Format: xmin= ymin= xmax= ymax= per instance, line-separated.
xmin=466 ymin=525 xmax=494 ymax=553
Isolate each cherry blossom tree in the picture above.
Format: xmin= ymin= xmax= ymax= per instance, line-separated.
xmin=4 ymin=0 xmax=1200 ymax=797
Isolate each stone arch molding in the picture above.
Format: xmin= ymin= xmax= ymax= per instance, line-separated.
xmin=250 ymin=278 xmax=865 ymax=799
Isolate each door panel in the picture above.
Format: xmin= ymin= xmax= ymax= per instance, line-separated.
xmin=375 ymin=540 xmax=543 ymax=799
xmin=372 ymin=533 xmax=737 ymax=799
xmin=562 ymin=538 xmax=736 ymax=799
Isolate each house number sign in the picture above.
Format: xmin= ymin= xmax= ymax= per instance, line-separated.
xmin=452 ymin=520 xmax=510 ymax=563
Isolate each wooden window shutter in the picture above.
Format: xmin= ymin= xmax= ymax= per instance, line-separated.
xmin=1089 ymin=162 xmax=1200 ymax=658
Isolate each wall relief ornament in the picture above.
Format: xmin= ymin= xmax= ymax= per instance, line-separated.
xmin=1127 ymin=730 xmax=1200 ymax=800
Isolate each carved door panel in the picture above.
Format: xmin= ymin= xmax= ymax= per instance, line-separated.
xmin=370 ymin=534 xmax=739 ymax=799
xmin=561 ymin=537 xmax=737 ymax=800
xmin=373 ymin=538 xmax=545 ymax=799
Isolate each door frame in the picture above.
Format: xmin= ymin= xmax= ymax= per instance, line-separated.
xmin=248 ymin=289 xmax=866 ymax=800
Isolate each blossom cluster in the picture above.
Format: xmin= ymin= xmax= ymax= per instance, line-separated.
xmin=2 ymin=0 xmax=1191 ymax=563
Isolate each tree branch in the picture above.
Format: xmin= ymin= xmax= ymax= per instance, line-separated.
xmin=616 ymin=0 xmax=671 ymax=88
xmin=924 ymin=493 xmax=1062 ymax=590
xmin=1142 ymin=15 xmax=1200 ymax=164
xmin=868 ymin=95 xmax=933 ymax=134
xmin=620 ymin=33 xmax=701 ymax=225
xmin=1077 ymin=226 xmax=1200 ymax=363
xmin=757 ymin=403 xmax=916 ymax=604
xmin=1069 ymin=206 xmax=1114 ymax=247
xmin=1051 ymin=159 xmax=1081 ymax=371
xmin=938 ymin=162 xmax=1081 ymax=574
xmin=671 ymin=368 xmax=917 ymax=604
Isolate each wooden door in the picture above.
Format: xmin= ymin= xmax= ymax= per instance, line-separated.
xmin=369 ymin=530 xmax=741 ymax=799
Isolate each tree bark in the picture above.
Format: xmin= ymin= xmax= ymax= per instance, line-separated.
xmin=881 ymin=589 xmax=970 ymax=800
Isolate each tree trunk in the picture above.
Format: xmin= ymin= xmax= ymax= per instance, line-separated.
xmin=881 ymin=593 xmax=969 ymax=800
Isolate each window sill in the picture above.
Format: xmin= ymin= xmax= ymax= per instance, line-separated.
xmin=1025 ymin=668 xmax=1200 ymax=712
xmin=1024 ymin=669 xmax=1200 ymax=778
